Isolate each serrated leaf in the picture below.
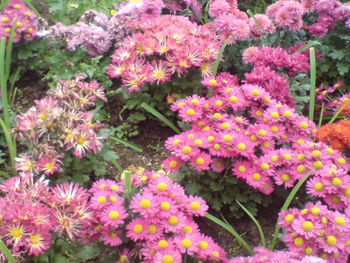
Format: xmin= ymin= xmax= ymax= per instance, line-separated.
xmin=72 ymin=173 xmax=90 ymax=184
xmin=52 ymin=255 xmax=68 ymax=263
xmin=101 ymin=149 xmax=118 ymax=161
xmin=76 ymin=245 xmax=100 ymax=261
xmin=336 ymin=63 xmax=349 ymax=75
xmin=329 ymin=49 xmax=345 ymax=60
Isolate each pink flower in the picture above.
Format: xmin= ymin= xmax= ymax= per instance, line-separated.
xmin=130 ymin=192 xmax=159 ymax=217
xmin=101 ymin=204 xmax=128 ymax=227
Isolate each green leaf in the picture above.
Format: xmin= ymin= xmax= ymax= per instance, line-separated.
xmin=52 ymin=255 xmax=68 ymax=263
xmin=72 ymin=173 xmax=90 ymax=184
xmin=101 ymin=149 xmax=118 ymax=162
xmin=76 ymin=245 xmax=100 ymax=261
xmin=336 ymin=63 xmax=349 ymax=75
xmin=329 ymin=49 xmax=345 ymax=60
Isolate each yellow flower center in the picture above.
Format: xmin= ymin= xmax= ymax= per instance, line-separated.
xmin=161 ymin=202 xmax=171 ymax=211
xmin=140 ymin=199 xmax=152 ymax=209
xmin=158 ymin=240 xmax=168 ymax=248
xmin=302 ymin=221 xmax=314 ymax=231
xmin=168 ymin=216 xmax=179 ymax=226
xmin=133 ymin=224 xmax=143 ymax=233
xmin=97 ymin=196 xmax=106 ymax=204
xmin=181 ymin=239 xmax=192 ymax=248
xmin=190 ymin=201 xmax=201 ymax=210
xmin=108 ymin=211 xmax=119 ymax=220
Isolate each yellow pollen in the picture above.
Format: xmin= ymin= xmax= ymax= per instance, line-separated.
xmin=311 ymin=207 xmax=320 ymax=215
xmin=162 ymin=255 xmax=174 ymax=263
xmin=229 ymin=96 xmax=238 ymax=103
xmin=1 ymin=17 xmax=8 ymax=23
xmin=261 ymin=163 xmax=269 ymax=170
xmin=195 ymin=157 xmax=205 ymax=165
xmin=161 ymin=202 xmax=171 ymax=211
xmin=190 ymin=201 xmax=201 ymax=210
xmin=326 ymin=236 xmax=337 ymax=246
xmin=294 ymin=237 xmax=304 ymax=247
xmin=97 ymin=196 xmax=107 ymax=204
xmin=183 ymin=225 xmax=193 ymax=233
xmin=133 ymin=224 xmax=143 ymax=233
xmin=283 ymin=111 xmax=292 ymax=117
xmin=76 ymin=136 xmax=86 ymax=145
xmin=297 ymin=154 xmax=305 ymax=161
xmin=140 ymin=199 xmax=152 ymax=209
xmin=270 ymin=126 xmax=279 ymax=133
xmin=332 ymin=177 xmax=342 ymax=186
xmin=157 ymin=182 xmax=168 ymax=191
xmin=221 ymin=122 xmax=230 ymax=129
xmin=335 ymin=217 xmax=345 ymax=226
xmin=344 ymin=188 xmax=350 ymax=197
xmin=302 ymin=221 xmax=314 ymax=231
xmin=215 ymin=100 xmax=223 ymax=106
xmin=326 ymin=148 xmax=334 ymax=154
xmin=213 ymin=113 xmax=222 ymax=119
xmin=283 ymin=154 xmax=292 ymax=161
xmin=110 ymin=196 xmax=118 ymax=202
xmin=182 ymin=146 xmax=192 ymax=154
xmin=305 ymin=247 xmax=313 ymax=255
xmin=194 ymin=139 xmax=203 ymax=146
xmin=251 ymin=89 xmax=260 ymax=96
xmin=169 ymin=161 xmax=178 ymax=168
xmin=199 ymin=241 xmax=209 ymax=250
xmin=11 ymin=228 xmax=23 ymax=238
xmin=158 ymin=240 xmax=168 ymax=248
xmin=168 ymin=216 xmax=179 ymax=226
xmin=108 ymin=211 xmax=119 ymax=220
xmin=186 ymin=109 xmax=195 ymax=116
xmin=148 ymin=224 xmax=157 ymax=234
xmin=237 ymin=143 xmax=246 ymax=150
xmin=258 ymin=129 xmax=267 ymax=136
xmin=281 ymin=174 xmax=290 ymax=182
xmin=181 ymin=239 xmax=192 ymax=248
xmin=314 ymin=182 xmax=324 ymax=191
xmin=313 ymin=161 xmax=323 ymax=169
xmin=312 ymin=150 xmax=322 ymax=157
xmin=250 ymin=135 xmax=257 ymax=141
xmin=270 ymin=112 xmax=280 ymax=118
xmin=238 ymin=165 xmax=246 ymax=172
xmin=223 ymin=134 xmax=232 ymax=142
xmin=297 ymin=139 xmax=305 ymax=145
xmin=271 ymin=155 xmax=279 ymax=162
xmin=208 ymin=79 xmax=217 ymax=85
xmin=14 ymin=4 xmax=21 ymax=9
xmin=299 ymin=122 xmax=308 ymax=129
xmin=337 ymin=158 xmax=346 ymax=165
xmin=297 ymin=165 xmax=306 ymax=173
xmin=285 ymin=214 xmax=294 ymax=223
xmin=213 ymin=143 xmax=221 ymax=150
xmin=253 ymin=173 xmax=262 ymax=181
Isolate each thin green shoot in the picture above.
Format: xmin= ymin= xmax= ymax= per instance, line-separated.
xmin=110 ymin=135 xmax=143 ymax=153
xmin=141 ymin=103 xmax=181 ymax=134
xmin=269 ymin=172 xmax=312 ymax=250
xmin=236 ymin=199 xmax=266 ymax=247
xmin=0 ymin=239 xmax=17 ymax=263
xmin=318 ymin=103 xmax=325 ymax=128
xmin=308 ymin=47 xmax=316 ymax=121
xmin=205 ymin=213 xmax=253 ymax=255
xmin=329 ymin=99 xmax=350 ymax=124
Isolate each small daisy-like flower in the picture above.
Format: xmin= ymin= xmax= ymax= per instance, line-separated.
xmin=101 ymin=204 xmax=128 ymax=227
xmin=185 ymin=196 xmax=208 ymax=216
xmin=130 ymin=192 xmax=159 ymax=218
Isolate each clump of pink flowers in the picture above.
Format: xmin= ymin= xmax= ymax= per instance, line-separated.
xmin=228 ymin=247 xmax=326 ymax=263
xmin=106 ymin=15 xmax=220 ymax=92
xmin=163 ymin=72 xmax=350 ymax=197
xmin=0 ymin=174 xmax=92 ymax=260
xmin=83 ymin=170 xmax=227 ymax=262
xmin=242 ymin=45 xmax=310 ymax=106
xmin=14 ymin=77 xmax=107 ymax=177
xmin=0 ymin=0 xmax=37 ymax=42
xmin=279 ymin=202 xmax=350 ymax=262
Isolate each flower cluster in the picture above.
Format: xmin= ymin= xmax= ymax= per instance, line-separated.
xmin=305 ymin=0 xmax=350 ymax=36
xmin=84 ymin=171 xmax=227 ymax=262
xmin=0 ymin=0 xmax=37 ymax=42
xmin=0 ymin=175 xmax=92 ymax=259
xmin=266 ymin=0 xmax=306 ymax=32
xmin=228 ymin=247 xmax=326 ymax=263
xmin=163 ymin=72 xmax=350 ymax=197
xmin=106 ymin=15 xmax=220 ymax=92
xmin=279 ymin=202 xmax=350 ymax=262
xmin=208 ymin=0 xmax=275 ymax=41
xmin=14 ymin=77 xmax=106 ymax=177
xmin=242 ymin=45 xmax=310 ymax=106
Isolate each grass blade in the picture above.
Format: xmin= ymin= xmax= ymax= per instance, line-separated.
xmin=296 ymin=40 xmax=324 ymax=57
xmin=0 ymin=118 xmax=16 ymax=169
xmin=205 ymin=213 xmax=253 ymax=255
xmin=110 ymin=159 xmax=123 ymax=173
xmin=317 ymin=103 xmax=325 ymax=128
xmin=0 ymin=37 xmax=11 ymax=129
xmin=308 ymin=47 xmax=316 ymax=121
xmin=110 ymin=135 xmax=143 ymax=153
xmin=269 ymin=171 xmax=312 ymax=250
xmin=122 ymin=170 xmax=132 ymax=199
xmin=141 ymin=103 xmax=180 ymax=134
xmin=212 ymin=36 xmax=232 ymax=77
xmin=236 ymin=199 xmax=266 ymax=247
xmin=0 ymin=239 xmax=17 ymax=263
xmin=329 ymin=100 xmax=350 ymax=124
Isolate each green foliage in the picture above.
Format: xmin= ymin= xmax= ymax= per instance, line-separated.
xmin=27 ymin=236 xmax=118 ymax=263
xmin=14 ymin=39 xmax=112 ymax=90
xmin=174 ymin=166 xmax=272 ymax=219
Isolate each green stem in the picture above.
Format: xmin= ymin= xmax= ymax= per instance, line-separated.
xmin=0 ymin=37 xmax=10 ymax=129
xmin=141 ymin=103 xmax=180 ymax=134
xmin=205 ymin=213 xmax=253 ymax=255
xmin=0 ymin=239 xmax=17 ymax=263
xmin=110 ymin=159 xmax=123 ymax=173
xmin=236 ymin=200 xmax=266 ymax=247
xmin=0 ymin=118 xmax=16 ymax=169
xmin=123 ymin=170 xmax=132 ymax=199
xmin=269 ymin=172 xmax=312 ymax=250
xmin=208 ymin=36 xmax=232 ymax=98
xmin=309 ymin=47 xmax=316 ymax=121
xmin=329 ymin=100 xmax=350 ymax=124
xmin=317 ymin=103 xmax=325 ymax=128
